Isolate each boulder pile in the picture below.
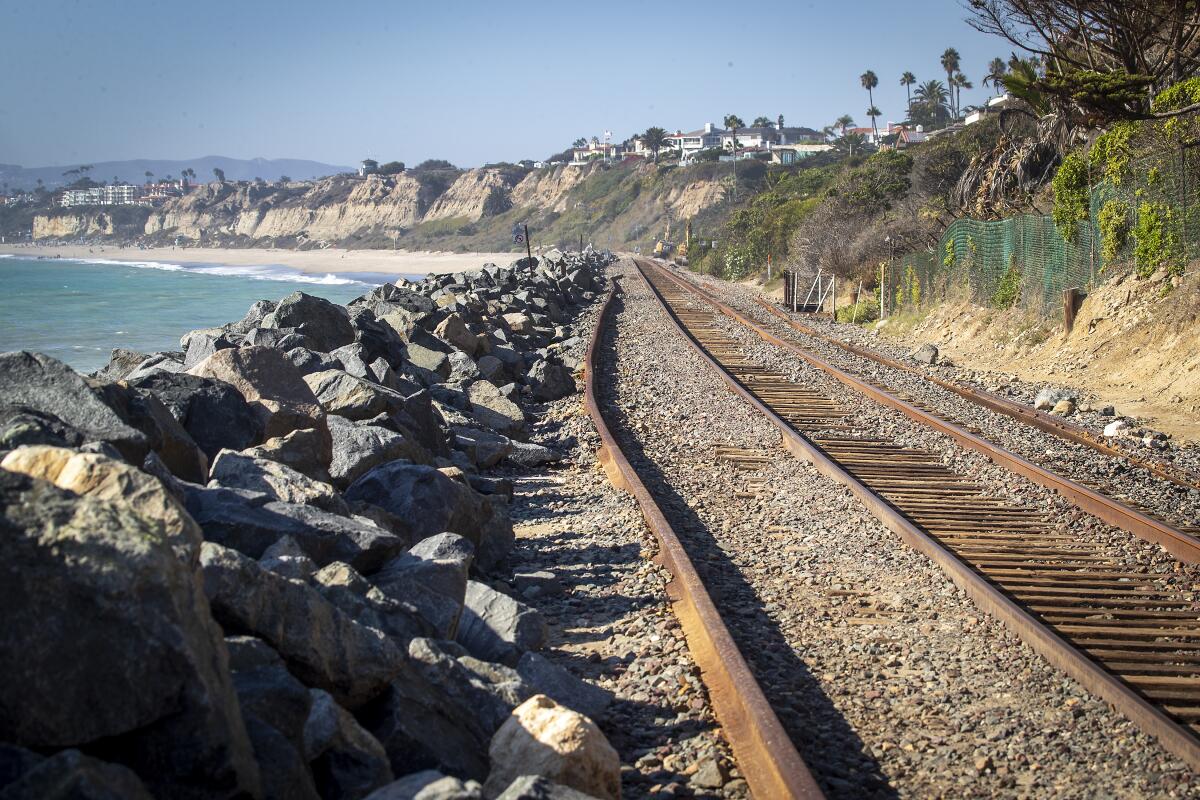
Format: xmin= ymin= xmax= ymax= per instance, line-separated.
xmin=0 ymin=249 xmax=623 ymax=799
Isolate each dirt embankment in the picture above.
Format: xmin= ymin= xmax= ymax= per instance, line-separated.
xmin=883 ymin=268 xmax=1200 ymax=443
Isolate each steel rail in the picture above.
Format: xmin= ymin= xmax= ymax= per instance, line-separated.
xmin=646 ymin=263 xmax=1200 ymax=564
xmin=633 ymin=257 xmax=1200 ymax=773
xmin=752 ymin=296 xmax=1200 ymax=493
xmin=583 ymin=276 xmax=825 ymax=800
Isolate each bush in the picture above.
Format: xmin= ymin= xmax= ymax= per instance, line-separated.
xmin=992 ymin=261 xmax=1021 ymax=309
xmin=379 ymin=161 xmax=405 ymax=175
xmin=1051 ymin=151 xmax=1089 ymax=241
xmin=1097 ymin=199 xmax=1130 ymax=263
xmin=836 ymin=295 xmax=880 ymax=323
xmin=1132 ymin=201 xmax=1183 ymax=277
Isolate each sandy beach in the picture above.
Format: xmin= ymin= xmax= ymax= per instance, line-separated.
xmin=0 ymin=243 xmax=524 ymax=277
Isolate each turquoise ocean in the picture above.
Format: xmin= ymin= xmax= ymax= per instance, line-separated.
xmin=0 ymin=255 xmax=408 ymax=374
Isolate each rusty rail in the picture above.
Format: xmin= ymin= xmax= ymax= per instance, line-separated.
xmin=635 ymin=257 xmax=1200 ymax=773
xmin=646 ymin=263 xmax=1200 ymax=564
xmin=753 ymin=296 xmax=1200 ymax=493
xmin=583 ymin=276 xmax=825 ymax=800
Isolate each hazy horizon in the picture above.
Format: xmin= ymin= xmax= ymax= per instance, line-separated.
xmin=3 ymin=0 xmax=1003 ymax=169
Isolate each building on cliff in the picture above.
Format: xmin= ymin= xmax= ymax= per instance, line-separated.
xmin=60 ymin=184 xmax=140 ymax=207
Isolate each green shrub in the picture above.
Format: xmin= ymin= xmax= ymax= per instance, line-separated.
xmin=836 ymin=295 xmax=880 ymax=323
xmin=1051 ymin=152 xmax=1089 ymax=241
xmin=1088 ymin=121 xmax=1137 ymax=186
xmin=1151 ymin=77 xmax=1200 ymax=113
xmin=992 ymin=260 xmax=1021 ymax=309
xmin=1097 ymin=199 xmax=1130 ymax=263
xmin=1132 ymin=201 xmax=1183 ymax=277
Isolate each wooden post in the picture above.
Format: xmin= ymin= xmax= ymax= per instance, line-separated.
xmin=767 ymin=253 xmax=772 ymax=281
xmin=524 ymin=224 xmax=532 ymax=263
xmin=1064 ymin=287 xmax=1080 ymax=333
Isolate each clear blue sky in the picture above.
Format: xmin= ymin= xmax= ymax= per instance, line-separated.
xmin=1 ymin=0 xmax=1008 ymax=168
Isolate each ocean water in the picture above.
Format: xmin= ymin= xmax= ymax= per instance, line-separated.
xmin=0 ymin=256 xmax=412 ymax=374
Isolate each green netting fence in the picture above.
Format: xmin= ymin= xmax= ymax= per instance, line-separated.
xmin=879 ymin=117 xmax=1200 ymax=318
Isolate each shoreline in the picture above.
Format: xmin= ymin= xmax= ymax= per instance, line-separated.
xmin=0 ymin=243 xmax=524 ymax=277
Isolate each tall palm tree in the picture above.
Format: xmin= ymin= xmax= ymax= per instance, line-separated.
xmin=723 ymin=114 xmax=745 ymax=156
xmin=860 ymin=70 xmax=880 ymax=140
xmin=900 ymin=71 xmax=917 ymax=110
xmin=752 ymin=116 xmax=772 ymax=127
xmin=952 ymin=71 xmax=972 ymax=117
xmin=941 ymin=47 xmax=961 ymax=116
xmin=835 ymin=114 xmax=854 ymax=136
xmin=983 ymin=57 xmax=1007 ymax=96
xmin=912 ymin=80 xmax=952 ymax=128
xmin=641 ymin=126 xmax=668 ymax=162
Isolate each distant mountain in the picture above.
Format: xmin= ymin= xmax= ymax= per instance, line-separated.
xmin=0 ymin=156 xmax=353 ymax=190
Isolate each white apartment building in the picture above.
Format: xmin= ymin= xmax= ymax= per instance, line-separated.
xmin=60 ymin=184 xmax=141 ymax=208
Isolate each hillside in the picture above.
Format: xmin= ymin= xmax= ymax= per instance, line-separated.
xmin=28 ymin=160 xmax=755 ymax=253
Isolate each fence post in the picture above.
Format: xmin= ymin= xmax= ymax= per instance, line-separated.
xmin=1064 ymin=287 xmax=1081 ymax=334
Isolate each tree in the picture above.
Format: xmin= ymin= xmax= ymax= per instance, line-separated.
xmin=278 ymin=175 xmax=291 ymax=183
xmin=641 ymin=126 xmax=669 ymax=162
xmin=379 ymin=161 xmax=406 ymax=174
xmin=900 ymin=71 xmax=917 ymax=109
xmin=572 ymin=138 xmax=587 ymax=148
xmin=723 ymin=114 xmax=745 ymax=154
xmin=861 ymin=70 xmax=880 ymax=139
xmin=910 ymin=80 xmax=952 ymax=128
xmin=413 ymin=159 xmax=457 ymax=171
xmin=212 ymin=167 xmax=225 ymax=183
xmin=952 ymin=71 xmax=973 ymax=117
xmin=144 ymin=170 xmax=154 ymax=184
xmin=833 ymin=132 xmax=869 ymax=157
xmin=752 ymin=116 xmax=772 ymax=127
xmin=967 ymin=0 xmax=1200 ymax=121
xmin=941 ymin=47 xmax=962 ymax=116
xmin=983 ymin=57 xmax=1007 ymax=95
xmin=835 ymin=114 xmax=855 ymax=136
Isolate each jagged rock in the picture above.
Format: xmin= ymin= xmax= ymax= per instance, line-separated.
xmin=184 ymin=483 xmax=403 ymax=572
xmin=1033 ymin=386 xmax=1075 ymax=411
xmin=0 ymin=749 xmax=155 ymax=800
xmin=493 ymin=775 xmax=599 ymax=800
xmin=270 ymin=291 xmax=357 ymax=352
xmin=363 ymin=770 xmax=482 ymax=800
xmin=1052 ymin=398 xmax=1076 ymax=415
xmin=466 ymin=381 xmax=525 ymax=437
xmin=0 ymin=470 xmax=259 ymax=799
xmin=243 ymin=426 xmax=333 ymax=482
xmin=506 ymin=440 xmax=564 ymax=467
xmin=515 ymin=653 xmax=612 ymax=721
xmin=328 ymin=415 xmax=430 ymax=488
xmin=331 ymin=342 xmax=374 ymax=379
xmin=1104 ymin=419 xmax=1132 ymax=438
xmin=909 ymin=343 xmax=939 ymax=365
xmin=210 ymin=449 xmax=349 ymax=515
xmin=244 ymin=326 xmax=309 ymax=351
xmin=285 ymin=346 xmax=343 ymax=377
xmin=372 ymin=533 xmax=474 ymax=639
xmin=242 ymin=714 xmax=321 ymax=800
xmin=406 ymin=343 xmax=452 ymax=381
xmin=483 ymin=695 xmax=619 ymax=800
xmin=502 ymin=313 xmax=533 ymax=334
xmin=200 ymin=542 xmax=403 ymax=708
xmin=0 ymin=406 xmax=87 ymax=452
xmin=188 ymin=345 xmax=327 ymax=442
xmin=525 ymin=361 xmax=575 ymax=402
xmin=477 ymin=493 xmax=516 ymax=574
xmin=1 ymin=445 xmax=202 ymax=564
xmin=345 ymin=461 xmax=491 ymax=548
xmin=182 ymin=330 xmax=239 ymax=369
xmin=305 ymin=369 xmax=404 ymax=421
xmin=435 ymin=314 xmax=479 ymax=357
xmin=456 ymin=581 xmax=548 ymax=667
xmin=226 ymin=636 xmax=312 ymax=754
xmin=259 ymin=535 xmax=319 ymax=581
xmin=313 ymin=561 xmax=435 ymax=644
xmin=452 ymin=426 xmax=512 ymax=468
xmin=513 ymin=571 xmax=562 ymax=599
xmin=448 ymin=351 xmax=481 ymax=382
xmin=103 ymin=383 xmax=209 ymax=482
xmin=476 ymin=355 xmax=506 ymax=383
xmin=124 ymin=352 xmax=187 ymax=382
xmin=0 ymin=351 xmax=148 ymax=463
xmin=305 ymin=689 xmax=393 ymax=800
xmin=129 ymin=371 xmax=261 ymax=461
xmin=361 ymin=639 xmax=528 ymax=781
xmin=92 ymin=347 xmax=151 ymax=382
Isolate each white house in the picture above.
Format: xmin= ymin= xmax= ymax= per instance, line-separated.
xmin=769 ymin=144 xmax=833 ymax=164
xmin=665 ymin=123 xmax=725 ymax=157
xmin=358 ymin=159 xmax=379 ymax=177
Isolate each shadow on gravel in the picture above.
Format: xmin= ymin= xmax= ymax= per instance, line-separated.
xmin=597 ymin=293 xmax=897 ymax=800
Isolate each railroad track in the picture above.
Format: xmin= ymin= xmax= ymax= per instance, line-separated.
xmin=631 ymin=257 xmax=1200 ymax=773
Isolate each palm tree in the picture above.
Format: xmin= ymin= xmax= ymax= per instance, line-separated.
xmin=912 ymin=80 xmax=952 ymax=128
xmin=941 ymin=47 xmax=961 ymax=116
xmin=900 ymin=71 xmax=917 ymax=110
xmin=835 ymin=114 xmax=855 ymax=136
xmin=641 ymin=126 xmax=669 ymax=162
xmin=144 ymin=170 xmax=154 ymax=184
xmin=860 ymin=70 xmax=880 ymax=140
xmin=752 ymin=116 xmax=772 ymax=128
xmin=723 ymin=114 xmax=745 ymax=156
xmin=983 ymin=57 xmax=1007 ymax=96
xmin=952 ymin=71 xmax=973 ymax=117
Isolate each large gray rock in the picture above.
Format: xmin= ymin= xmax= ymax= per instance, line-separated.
xmin=456 ymin=581 xmax=548 ymax=667
xmin=434 ymin=314 xmax=478 ymax=357
xmin=129 ymin=371 xmax=261 ymax=461
xmin=0 ymin=749 xmax=154 ymax=800
xmin=493 ymin=775 xmax=600 ymax=800
xmin=372 ymin=533 xmax=474 ymax=639
xmin=305 ymin=369 xmax=404 ymax=421
xmin=200 ymin=542 xmax=404 ymax=708
xmin=91 ymin=347 xmax=152 ymax=382
xmin=0 ymin=406 xmax=88 ymax=452
xmin=345 ymin=462 xmax=491 ymax=548
xmin=304 ymin=688 xmax=394 ymax=800
xmin=270 ymin=291 xmax=357 ymax=353
xmin=361 ymin=639 xmax=529 ymax=781
xmin=0 ymin=471 xmax=259 ymax=799
xmin=242 ymin=714 xmax=320 ymax=800
xmin=285 ymin=346 xmax=342 ymax=377
xmin=182 ymin=330 xmax=239 ymax=369
xmin=525 ymin=360 xmax=576 ymax=402
xmin=0 ymin=351 xmax=148 ymax=463
xmin=909 ymin=343 xmax=939 ymax=365
xmin=184 ymin=484 xmax=403 ymax=571
xmin=405 ymin=343 xmax=452 ymax=381
xmin=313 ymin=562 xmax=436 ymax=644
xmin=100 ymin=383 xmax=209 ymax=483
xmin=328 ymin=415 xmax=431 ymax=489
xmin=363 ymin=770 xmax=482 ymax=800
xmin=451 ymin=426 xmax=512 ymax=468
xmin=506 ymin=440 xmax=565 ymax=467
xmin=466 ymin=381 xmax=525 ymax=436
xmin=242 ymin=426 xmax=333 ymax=482
xmin=210 ymin=449 xmax=348 ymax=515
xmin=515 ymin=653 xmax=612 ymax=722
xmin=188 ymin=345 xmax=327 ymax=443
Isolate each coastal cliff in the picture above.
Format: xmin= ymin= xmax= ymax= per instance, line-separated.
xmin=32 ymin=160 xmax=738 ymax=252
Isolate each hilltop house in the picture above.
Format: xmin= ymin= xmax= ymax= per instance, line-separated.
xmin=769 ymin=144 xmax=833 ymax=164
xmin=571 ymin=140 xmax=624 ymax=164
xmin=665 ymin=123 xmax=726 ymax=157
xmin=60 ymin=184 xmax=140 ymax=208
xmin=358 ymin=159 xmax=379 ymax=177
